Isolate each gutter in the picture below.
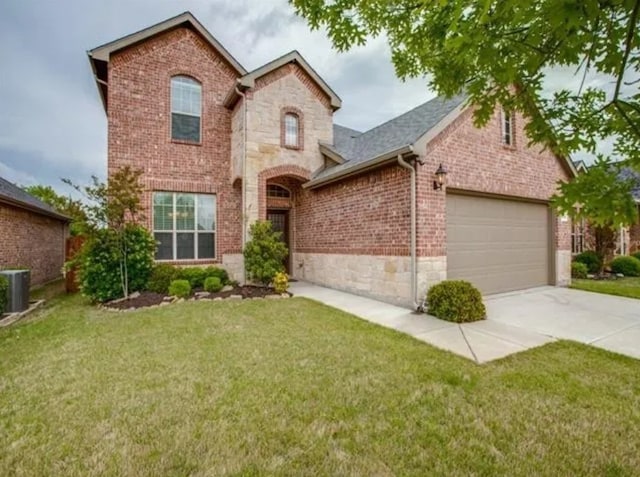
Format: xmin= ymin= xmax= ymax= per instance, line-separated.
xmin=235 ymin=84 xmax=248 ymax=284
xmin=304 ymin=145 xmax=414 ymax=189
xmin=395 ymin=151 xmax=419 ymax=311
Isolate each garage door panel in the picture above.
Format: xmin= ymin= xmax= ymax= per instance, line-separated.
xmin=446 ymin=194 xmax=550 ymax=295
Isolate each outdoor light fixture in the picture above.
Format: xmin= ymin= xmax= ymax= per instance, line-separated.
xmin=433 ymin=163 xmax=448 ymax=190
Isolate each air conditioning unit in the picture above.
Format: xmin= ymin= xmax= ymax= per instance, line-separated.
xmin=0 ymin=270 xmax=30 ymax=313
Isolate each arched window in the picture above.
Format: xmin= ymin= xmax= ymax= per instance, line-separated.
xmin=267 ymin=184 xmax=291 ymax=198
xmin=284 ymin=113 xmax=299 ymax=148
xmin=171 ymin=76 xmax=201 ymax=143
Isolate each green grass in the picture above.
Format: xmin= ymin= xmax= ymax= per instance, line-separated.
xmin=571 ymin=277 xmax=640 ymax=299
xmin=1 ymin=292 xmax=639 ymax=476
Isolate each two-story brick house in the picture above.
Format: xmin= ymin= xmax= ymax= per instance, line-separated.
xmin=88 ymin=12 xmax=576 ymax=308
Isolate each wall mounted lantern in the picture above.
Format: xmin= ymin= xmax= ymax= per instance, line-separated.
xmin=433 ymin=163 xmax=448 ymax=190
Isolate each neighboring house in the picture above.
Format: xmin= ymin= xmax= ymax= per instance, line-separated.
xmin=570 ymin=161 xmax=640 ymax=257
xmin=88 ymin=12 xmax=576 ymax=307
xmin=0 ymin=177 xmax=70 ymax=286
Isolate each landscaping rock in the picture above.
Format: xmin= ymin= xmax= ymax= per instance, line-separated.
xmin=214 ymin=297 xmax=223 ymax=301
xmin=587 ymin=274 xmax=596 ymax=279
xmin=129 ymin=291 xmax=140 ymax=299
xmin=159 ymin=301 xmax=170 ymax=306
xmin=228 ymin=295 xmax=242 ymax=300
xmin=195 ymin=291 xmax=209 ymax=298
xmin=616 ymin=273 xmax=625 ymax=278
xmin=265 ymin=294 xmax=282 ymax=300
xmin=221 ymin=285 xmax=233 ymax=292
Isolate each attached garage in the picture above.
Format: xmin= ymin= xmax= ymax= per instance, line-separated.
xmin=446 ymin=193 xmax=552 ymax=295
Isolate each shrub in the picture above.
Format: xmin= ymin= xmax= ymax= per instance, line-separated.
xmin=244 ymin=220 xmax=288 ymax=285
xmin=79 ymin=225 xmax=155 ymax=302
xmin=273 ymin=272 xmax=289 ymax=294
xmin=168 ymin=279 xmax=191 ymax=298
xmin=632 ymin=251 xmax=640 ymax=262
xmin=0 ymin=275 xmax=8 ymax=314
xmin=147 ymin=264 xmax=180 ymax=294
xmin=610 ymin=256 xmax=640 ymax=277
xmin=178 ymin=267 xmax=207 ymax=288
xmin=426 ymin=280 xmax=486 ymax=323
xmin=571 ymin=262 xmax=588 ymax=279
xmin=203 ymin=266 xmax=229 ymax=285
xmin=574 ymin=250 xmax=602 ymax=274
xmin=204 ymin=276 xmax=223 ymax=293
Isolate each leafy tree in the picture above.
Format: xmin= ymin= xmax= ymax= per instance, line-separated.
xmin=22 ymin=184 xmax=87 ymax=235
xmin=553 ymin=159 xmax=638 ymax=266
xmin=291 ymin=0 xmax=640 ymax=224
xmin=243 ymin=220 xmax=288 ymax=285
xmin=66 ymin=167 xmax=150 ymax=298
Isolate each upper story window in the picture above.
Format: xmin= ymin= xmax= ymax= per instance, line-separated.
xmin=171 ymin=76 xmax=201 ymax=143
xmin=501 ymin=109 xmax=513 ymax=146
xmin=284 ymin=113 xmax=299 ymax=147
xmin=267 ymin=184 xmax=291 ymax=198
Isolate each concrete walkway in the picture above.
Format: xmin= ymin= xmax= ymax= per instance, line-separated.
xmin=289 ymin=281 xmax=554 ymax=364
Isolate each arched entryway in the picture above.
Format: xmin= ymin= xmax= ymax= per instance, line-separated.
xmin=258 ymin=165 xmax=310 ymax=274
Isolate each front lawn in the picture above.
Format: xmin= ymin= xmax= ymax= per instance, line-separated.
xmin=571 ymin=277 xmax=640 ymax=299
xmin=1 ymin=294 xmax=639 ymax=475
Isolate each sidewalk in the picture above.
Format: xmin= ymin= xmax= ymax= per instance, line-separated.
xmin=289 ymin=281 xmax=554 ymax=364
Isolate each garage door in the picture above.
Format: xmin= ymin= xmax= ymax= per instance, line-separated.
xmin=446 ymin=193 xmax=550 ymax=295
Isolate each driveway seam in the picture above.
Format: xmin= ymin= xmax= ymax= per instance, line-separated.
xmin=463 ymin=325 xmax=554 ymax=348
xmin=588 ymin=322 xmax=640 ymax=344
xmin=458 ymin=325 xmax=479 ymax=363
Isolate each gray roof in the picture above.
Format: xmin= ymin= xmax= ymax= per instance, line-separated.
xmin=317 ymin=93 xmax=467 ymax=180
xmin=0 ymin=177 xmax=70 ymax=221
xmin=619 ymin=167 xmax=640 ymax=201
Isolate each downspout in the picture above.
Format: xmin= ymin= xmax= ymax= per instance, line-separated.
xmin=235 ymin=85 xmax=248 ymax=284
xmin=396 ymin=151 xmax=419 ymax=311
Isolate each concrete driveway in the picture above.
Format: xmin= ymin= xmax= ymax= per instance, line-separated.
xmin=485 ymin=287 xmax=640 ymax=360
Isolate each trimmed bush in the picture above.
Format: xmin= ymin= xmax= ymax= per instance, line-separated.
xmin=147 ymin=264 xmax=180 ymax=294
xmin=574 ymin=250 xmax=602 ymax=274
xmin=168 ymin=279 xmax=191 ymax=298
xmin=610 ymin=256 xmax=640 ymax=277
xmin=426 ymin=280 xmax=486 ymax=323
xmin=0 ymin=275 xmax=8 ymax=314
xmin=571 ymin=262 xmax=589 ymax=279
xmin=203 ymin=266 xmax=229 ymax=285
xmin=79 ymin=225 xmax=155 ymax=302
xmin=632 ymin=252 xmax=640 ymax=262
xmin=273 ymin=272 xmax=289 ymax=294
xmin=244 ymin=220 xmax=288 ymax=285
xmin=204 ymin=276 xmax=223 ymax=293
xmin=178 ymin=267 xmax=207 ymax=288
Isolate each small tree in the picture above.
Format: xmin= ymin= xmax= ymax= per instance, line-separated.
xmin=66 ymin=167 xmax=151 ymax=299
xmin=243 ymin=220 xmax=288 ymax=286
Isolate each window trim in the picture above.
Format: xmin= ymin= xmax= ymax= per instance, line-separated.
xmin=571 ymin=218 xmax=585 ymax=255
xmin=280 ymin=106 xmax=304 ymax=150
xmin=267 ymin=184 xmax=291 ymax=198
xmin=501 ymin=108 xmax=514 ymax=147
xmin=170 ymin=75 xmax=202 ymax=144
xmin=153 ymin=192 xmax=217 ymax=262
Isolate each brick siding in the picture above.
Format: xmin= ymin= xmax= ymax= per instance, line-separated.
xmin=0 ymin=204 xmax=67 ymax=286
xmin=107 ymin=27 xmax=242 ymax=263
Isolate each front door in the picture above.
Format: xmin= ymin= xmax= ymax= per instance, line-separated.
xmin=267 ymin=209 xmax=290 ymax=273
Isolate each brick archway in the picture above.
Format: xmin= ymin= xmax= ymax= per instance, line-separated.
xmin=258 ymin=165 xmax=311 ymax=220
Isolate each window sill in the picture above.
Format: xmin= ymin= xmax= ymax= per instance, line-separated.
xmin=501 ymin=143 xmax=517 ymax=151
xmin=282 ymin=145 xmax=303 ymax=151
xmin=171 ymin=139 xmax=202 ymax=147
xmin=155 ymin=259 xmax=218 ymax=265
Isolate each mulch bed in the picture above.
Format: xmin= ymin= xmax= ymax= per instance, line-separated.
xmin=102 ymin=285 xmax=289 ymax=311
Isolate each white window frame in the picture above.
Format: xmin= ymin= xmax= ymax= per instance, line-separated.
xmin=171 ymin=76 xmax=202 ymax=143
xmin=284 ymin=113 xmax=299 ymax=147
xmin=153 ymin=192 xmax=216 ymax=261
xmin=571 ymin=218 xmax=585 ymax=254
xmin=501 ymin=109 xmax=513 ymax=146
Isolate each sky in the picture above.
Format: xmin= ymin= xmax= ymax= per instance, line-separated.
xmin=0 ymin=0 xmax=612 ymax=194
